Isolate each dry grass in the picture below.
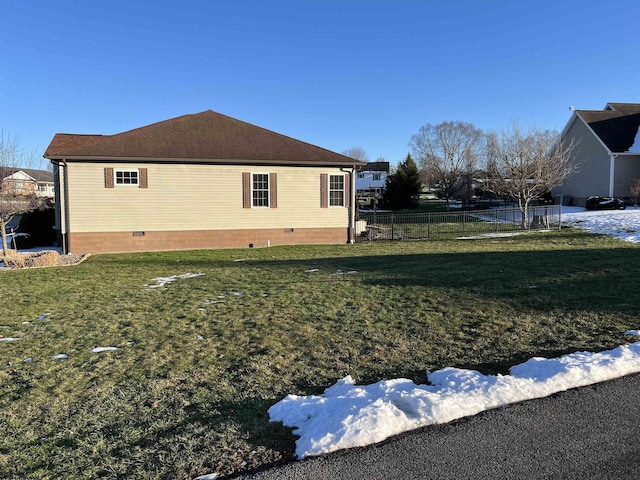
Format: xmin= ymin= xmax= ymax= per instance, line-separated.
xmin=1 ymin=250 xmax=85 ymax=270
xmin=1 ymin=230 xmax=640 ymax=478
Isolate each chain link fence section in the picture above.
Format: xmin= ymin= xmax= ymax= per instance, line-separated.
xmin=357 ymin=205 xmax=561 ymax=242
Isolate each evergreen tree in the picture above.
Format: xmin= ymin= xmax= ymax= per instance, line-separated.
xmin=381 ymin=154 xmax=422 ymax=210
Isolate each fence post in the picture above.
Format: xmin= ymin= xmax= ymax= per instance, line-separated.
xmin=428 ymin=213 xmax=431 ymax=239
xmin=462 ymin=212 xmax=466 ymax=236
xmin=391 ymin=212 xmax=394 ymax=240
xmin=495 ymin=209 xmax=499 ymax=233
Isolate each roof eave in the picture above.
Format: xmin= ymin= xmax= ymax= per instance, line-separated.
xmin=44 ymin=154 xmax=367 ymax=167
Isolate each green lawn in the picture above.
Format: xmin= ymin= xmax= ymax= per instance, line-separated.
xmin=1 ymin=230 xmax=640 ymax=479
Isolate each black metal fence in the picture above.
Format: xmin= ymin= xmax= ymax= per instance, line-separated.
xmin=357 ymin=205 xmax=561 ymax=242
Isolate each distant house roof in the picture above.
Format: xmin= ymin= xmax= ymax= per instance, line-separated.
xmin=574 ymin=103 xmax=640 ymax=153
xmin=358 ymin=161 xmax=390 ymax=172
xmin=2 ymin=168 xmax=53 ymax=183
xmin=44 ymin=110 xmax=366 ymax=167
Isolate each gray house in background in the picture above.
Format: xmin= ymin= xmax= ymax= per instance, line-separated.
xmin=554 ymin=103 xmax=640 ymax=206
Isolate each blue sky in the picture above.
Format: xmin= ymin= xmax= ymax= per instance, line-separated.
xmin=2 ymin=0 xmax=640 ymax=168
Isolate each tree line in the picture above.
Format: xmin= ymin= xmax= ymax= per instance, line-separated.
xmin=346 ymin=121 xmax=578 ymax=227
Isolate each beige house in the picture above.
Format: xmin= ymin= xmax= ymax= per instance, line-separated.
xmin=555 ymin=103 xmax=640 ymax=206
xmin=44 ymin=110 xmax=365 ymax=254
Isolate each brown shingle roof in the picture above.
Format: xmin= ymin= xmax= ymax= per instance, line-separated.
xmin=44 ymin=110 xmax=366 ymax=167
xmin=358 ymin=161 xmax=390 ymax=172
xmin=576 ymin=103 xmax=640 ymax=153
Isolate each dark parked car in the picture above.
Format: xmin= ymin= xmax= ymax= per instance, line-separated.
xmin=585 ymin=196 xmax=626 ymax=210
xmin=6 ymin=232 xmax=32 ymax=249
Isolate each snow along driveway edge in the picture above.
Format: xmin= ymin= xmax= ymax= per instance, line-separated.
xmin=269 ymin=341 xmax=640 ymax=459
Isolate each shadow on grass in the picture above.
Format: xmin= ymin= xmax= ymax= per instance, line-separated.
xmin=196 ymin=245 xmax=640 ymax=316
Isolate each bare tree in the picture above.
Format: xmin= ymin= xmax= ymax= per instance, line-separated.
xmin=342 ymin=147 xmax=370 ymax=163
xmin=409 ymin=121 xmax=483 ymax=207
xmin=1 ymin=132 xmax=40 ymax=255
xmin=485 ymin=123 xmax=577 ymax=228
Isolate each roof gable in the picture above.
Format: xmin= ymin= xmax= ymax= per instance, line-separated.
xmin=1 ymin=168 xmax=53 ymax=183
xmin=576 ymin=103 xmax=640 ymax=153
xmin=44 ymin=110 xmax=365 ymax=166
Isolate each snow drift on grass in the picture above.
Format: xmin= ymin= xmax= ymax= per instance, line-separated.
xmin=561 ymin=207 xmax=640 ymax=243
xmin=269 ymin=340 xmax=640 ymax=459
xmin=0 ymin=337 xmax=21 ymax=342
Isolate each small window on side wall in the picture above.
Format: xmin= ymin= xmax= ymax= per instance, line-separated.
xmin=116 ymin=170 xmax=139 ymax=185
xmin=104 ymin=168 xmax=148 ymax=188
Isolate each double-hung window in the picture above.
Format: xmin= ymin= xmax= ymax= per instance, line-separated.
xmin=243 ymin=172 xmax=277 ymax=208
xmin=329 ymin=174 xmax=345 ymax=207
xmin=252 ymin=173 xmax=270 ymax=207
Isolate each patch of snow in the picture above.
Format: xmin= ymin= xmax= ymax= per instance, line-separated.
xmin=628 ymin=126 xmax=640 ymax=152
xmin=37 ymin=312 xmax=51 ymax=320
xmin=24 ymin=357 xmax=32 ymax=363
xmin=305 ymin=268 xmax=319 ymax=273
xmin=193 ymin=473 xmax=220 ymax=480
xmin=0 ymin=337 xmax=21 ymax=342
xmin=624 ymin=330 xmax=640 ymax=336
xmin=233 ymin=258 xmax=247 ymax=262
xmin=51 ymin=354 xmax=68 ymax=360
xmin=146 ymin=272 xmax=204 ymax=289
xmin=204 ymin=300 xmax=224 ymax=305
xmin=333 ymin=270 xmax=358 ymax=275
xmin=90 ymin=347 xmax=119 ymax=353
xmin=269 ymin=340 xmax=640 ymax=459
xmin=561 ymin=207 xmax=640 ymax=243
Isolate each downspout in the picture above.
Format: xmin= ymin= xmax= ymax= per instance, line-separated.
xmin=53 ymin=159 xmax=70 ymax=254
xmin=609 ymin=154 xmax=617 ymax=197
xmin=341 ymin=166 xmax=357 ymax=244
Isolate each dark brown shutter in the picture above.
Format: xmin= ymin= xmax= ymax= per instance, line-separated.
xmin=104 ymin=168 xmax=114 ymax=188
xmin=344 ymin=173 xmax=350 ymax=208
xmin=138 ymin=168 xmax=148 ymax=188
xmin=270 ymin=173 xmax=277 ymax=208
xmin=320 ymin=173 xmax=328 ymax=208
xmin=242 ymin=172 xmax=251 ymax=208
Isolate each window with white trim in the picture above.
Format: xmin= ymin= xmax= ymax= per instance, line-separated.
xmin=329 ymin=174 xmax=345 ymax=207
xmin=357 ymin=173 xmax=365 ymax=179
xmin=252 ymin=173 xmax=270 ymax=207
xmin=115 ymin=170 xmax=139 ymax=185
xmin=373 ymin=172 xmax=382 ymax=181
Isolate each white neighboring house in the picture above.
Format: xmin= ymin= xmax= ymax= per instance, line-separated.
xmin=1 ymin=168 xmax=55 ymax=199
xmin=356 ymin=162 xmax=389 ymax=200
